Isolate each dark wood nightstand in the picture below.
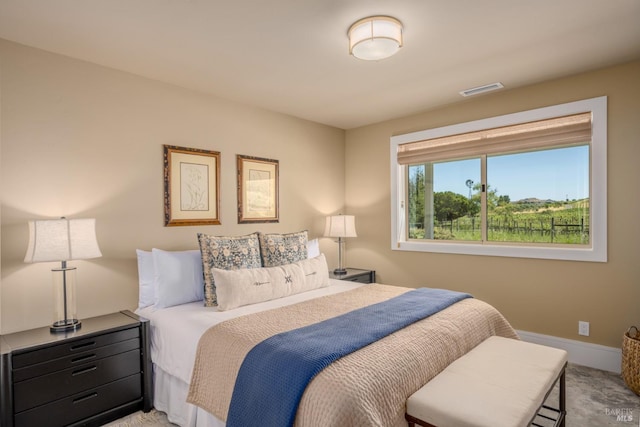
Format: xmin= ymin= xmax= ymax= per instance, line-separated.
xmin=329 ymin=268 xmax=376 ymax=284
xmin=0 ymin=311 xmax=152 ymax=427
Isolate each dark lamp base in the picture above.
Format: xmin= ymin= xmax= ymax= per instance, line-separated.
xmin=51 ymin=319 xmax=82 ymax=333
xmin=333 ymin=268 xmax=348 ymax=275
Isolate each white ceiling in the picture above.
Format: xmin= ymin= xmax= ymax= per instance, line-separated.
xmin=1 ymin=0 xmax=639 ymax=129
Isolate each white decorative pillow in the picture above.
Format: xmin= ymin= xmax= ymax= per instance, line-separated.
xmin=298 ymin=254 xmax=329 ymax=290
xmin=213 ymin=263 xmax=305 ymax=311
xmin=213 ymin=254 xmax=330 ymax=311
xmin=152 ymin=249 xmax=204 ymax=309
xmin=136 ymin=249 xmax=155 ymax=309
xmin=307 ymin=238 xmax=320 ymax=259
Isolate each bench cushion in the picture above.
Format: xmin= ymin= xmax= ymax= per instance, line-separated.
xmin=406 ymin=336 xmax=567 ymax=427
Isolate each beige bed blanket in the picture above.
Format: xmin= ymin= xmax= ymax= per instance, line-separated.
xmin=187 ymin=284 xmax=518 ymax=427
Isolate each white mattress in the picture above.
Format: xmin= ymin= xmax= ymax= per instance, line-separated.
xmin=136 ymin=279 xmax=366 ymax=426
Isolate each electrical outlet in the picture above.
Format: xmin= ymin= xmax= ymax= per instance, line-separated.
xmin=579 ymin=321 xmax=590 ymax=336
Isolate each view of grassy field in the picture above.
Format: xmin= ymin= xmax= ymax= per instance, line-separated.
xmin=410 ymin=198 xmax=590 ymax=245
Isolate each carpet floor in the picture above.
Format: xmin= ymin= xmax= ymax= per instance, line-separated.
xmin=105 ymin=363 xmax=639 ymax=426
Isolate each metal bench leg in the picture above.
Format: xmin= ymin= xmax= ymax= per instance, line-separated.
xmin=559 ymin=368 xmax=566 ymax=427
xmin=405 ymin=414 xmax=437 ymax=427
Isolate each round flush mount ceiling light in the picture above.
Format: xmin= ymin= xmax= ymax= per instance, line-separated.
xmin=348 ymin=16 xmax=403 ymax=61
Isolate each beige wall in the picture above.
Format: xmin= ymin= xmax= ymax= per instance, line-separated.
xmin=2 ymin=38 xmax=638 ymax=349
xmin=345 ymin=60 xmax=640 ymax=348
xmin=0 ymin=40 xmax=346 ymax=334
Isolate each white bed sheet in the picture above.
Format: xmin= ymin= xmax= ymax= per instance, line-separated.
xmin=136 ymin=279 xmax=366 ymax=426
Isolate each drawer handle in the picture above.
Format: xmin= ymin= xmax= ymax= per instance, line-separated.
xmin=71 ymin=353 xmax=97 ymax=364
xmin=70 ymin=341 xmax=96 ymax=351
xmin=72 ymin=365 xmax=97 ymax=376
xmin=73 ymin=392 xmax=98 ymax=404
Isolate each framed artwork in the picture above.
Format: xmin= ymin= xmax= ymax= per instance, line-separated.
xmin=237 ymin=155 xmax=279 ymax=223
xmin=163 ymin=145 xmax=221 ymax=226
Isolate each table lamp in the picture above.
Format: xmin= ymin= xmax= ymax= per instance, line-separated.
xmin=24 ymin=218 xmax=102 ymax=332
xmin=324 ymin=215 xmax=357 ymax=275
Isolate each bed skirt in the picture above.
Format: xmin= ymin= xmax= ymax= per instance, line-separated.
xmin=153 ymin=364 xmax=224 ymax=427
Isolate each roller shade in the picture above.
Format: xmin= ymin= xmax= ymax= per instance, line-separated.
xmin=397 ymin=112 xmax=592 ymax=165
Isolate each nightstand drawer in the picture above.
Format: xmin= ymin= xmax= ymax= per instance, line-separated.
xmin=12 ymin=327 xmax=139 ymax=369
xmin=329 ymin=268 xmax=375 ymax=284
xmin=13 ymin=338 xmax=140 ymax=382
xmin=344 ymin=273 xmax=372 ymax=283
xmin=14 ymin=374 xmax=142 ymax=427
xmin=14 ymin=349 xmax=141 ymax=412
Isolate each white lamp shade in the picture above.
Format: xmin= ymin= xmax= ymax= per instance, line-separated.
xmin=349 ymin=16 xmax=403 ymax=61
xmin=24 ymin=218 xmax=102 ymax=263
xmin=324 ymin=215 xmax=357 ymax=238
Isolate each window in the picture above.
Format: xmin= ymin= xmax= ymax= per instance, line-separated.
xmin=391 ymin=97 xmax=607 ymax=262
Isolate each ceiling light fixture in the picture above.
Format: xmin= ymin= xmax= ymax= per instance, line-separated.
xmin=348 ymin=16 xmax=403 ymax=61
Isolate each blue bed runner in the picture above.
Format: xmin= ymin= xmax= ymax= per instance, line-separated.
xmin=226 ymin=287 xmax=471 ymax=427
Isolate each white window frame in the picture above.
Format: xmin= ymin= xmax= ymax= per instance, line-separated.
xmin=390 ymin=96 xmax=607 ymax=262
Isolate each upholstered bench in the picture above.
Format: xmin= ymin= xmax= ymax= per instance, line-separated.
xmin=406 ymin=336 xmax=567 ymax=427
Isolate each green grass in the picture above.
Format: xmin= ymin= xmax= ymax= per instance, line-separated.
xmin=409 ymin=208 xmax=589 ymax=245
xmin=410 ymin=227 xmax=588 ymax=245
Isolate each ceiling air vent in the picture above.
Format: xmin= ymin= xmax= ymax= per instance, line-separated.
xmin=459 ymin=82 xmax=504 ymax=97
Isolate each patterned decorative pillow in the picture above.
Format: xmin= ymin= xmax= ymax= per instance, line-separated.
xmin=258 ymin=230 xmax=309 ymax=267
xmin=197 ymin=232 xmax=262 ymax=307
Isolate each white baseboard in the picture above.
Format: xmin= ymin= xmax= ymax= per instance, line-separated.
xmin=516 ymin=330 xmax=622 ymax=374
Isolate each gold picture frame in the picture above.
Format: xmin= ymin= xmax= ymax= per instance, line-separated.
xmin=237 ymin=155 xmax=279 ymax=223
xmin=164 ymin=145 xmax=221 ymax=226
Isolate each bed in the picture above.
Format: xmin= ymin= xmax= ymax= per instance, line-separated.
xmin=135 ymin=232 xmax=518 ymax=427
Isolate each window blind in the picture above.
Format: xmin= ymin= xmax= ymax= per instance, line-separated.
xmin=397 ymin=112 xmax=592 ymax=165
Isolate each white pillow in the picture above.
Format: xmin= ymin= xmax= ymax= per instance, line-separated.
xmin=152 ymin=248 xmax=204 ymax=309
xmin=213 ymin=254 xmax=329 ymax=311
xmin=298 ymin=253 xmax=329 ymax=290
xmin=307 ymin=238 xmax=320 ymax=258
xmin=136 ymin=249 xmax=155 ymax=309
